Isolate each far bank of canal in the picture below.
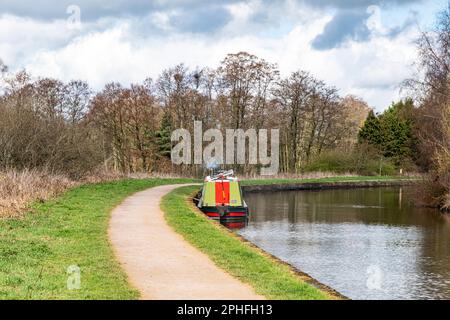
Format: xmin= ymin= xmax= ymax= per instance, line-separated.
xmin=238 ymin=182 xmax=449 ymax=300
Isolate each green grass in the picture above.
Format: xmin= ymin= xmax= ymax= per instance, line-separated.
xmin=161 ymin=186 xmax=332 ymax=300
xmin=240 ymin=175 xmax=418 ymax=186
xmin=0 ymin=178 xmax=197 ymax=300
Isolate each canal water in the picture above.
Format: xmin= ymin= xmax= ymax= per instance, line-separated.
xmin=239 ymin=187 xmax=450 ymax=300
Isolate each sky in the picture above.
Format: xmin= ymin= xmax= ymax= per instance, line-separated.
xmin=0 ymin=0 xmax=447 ymax=111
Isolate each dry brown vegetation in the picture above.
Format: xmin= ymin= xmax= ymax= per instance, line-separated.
xmin=0 ymin=169 xmax=76 ymax=217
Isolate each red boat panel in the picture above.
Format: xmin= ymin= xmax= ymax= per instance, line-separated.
xmin=215 ymin=181 xmax=230 ymax=205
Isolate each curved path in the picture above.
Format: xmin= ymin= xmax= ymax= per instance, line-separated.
xmin=109 ymin=184 xmax=264 ymax=300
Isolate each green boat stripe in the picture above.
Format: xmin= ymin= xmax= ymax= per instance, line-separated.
xmin=203 ymin=181 xmax=216 ymax=206
xmin=229 ymin=181 xmax=242 ymax=206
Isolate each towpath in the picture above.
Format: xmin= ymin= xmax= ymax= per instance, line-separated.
xmin=109 ymin=184 xmax=264 ymax=300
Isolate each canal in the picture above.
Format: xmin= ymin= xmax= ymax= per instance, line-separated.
xmin=239 ymin=187 xmax=450 ymax=300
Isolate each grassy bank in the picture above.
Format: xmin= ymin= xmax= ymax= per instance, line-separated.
xmin=161 ymin=185 xmax=334 ymax=300
xmin=240 ymin=175 xmax=418 ymax=186
xmin=0 ymin=178 xmax=197 ymax=299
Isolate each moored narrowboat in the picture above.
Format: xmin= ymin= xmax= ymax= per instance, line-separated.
xmin=195 ymin=170 xmax=248 ymax=220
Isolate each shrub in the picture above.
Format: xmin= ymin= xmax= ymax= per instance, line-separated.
xmin=303 ymin=149 xmax=397 ymax=176
xmin=0 ymin=169 xmax=76 ymax=217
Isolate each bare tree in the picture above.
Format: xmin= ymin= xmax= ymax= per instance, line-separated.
xmin=217 ymin=52 xmax=278 ymax=129
xmin=63 ymin=80 xmax=92 ymax=124
xmin=405 ymin=3 xmax=450 ymax=209
xmin=0 ymin=52 xmax=374 ymax=178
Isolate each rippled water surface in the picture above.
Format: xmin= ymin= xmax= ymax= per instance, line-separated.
xmin=239 ymin=187 xmax=450 ymax=300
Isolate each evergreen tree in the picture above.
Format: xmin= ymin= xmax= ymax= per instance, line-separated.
xmin=155 ymin=112 xmax=173 ymax=160
xmin=358 ymin=99 xmax=415 ymax=163
xmin=358 ymin=110 xmax=382 ymax=146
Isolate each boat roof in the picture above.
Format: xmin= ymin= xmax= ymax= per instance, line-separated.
xmin=204 ymin=170 xmax=238 ymax=182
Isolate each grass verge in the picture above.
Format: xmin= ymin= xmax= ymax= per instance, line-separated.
xmin=161 ymin=185 xmax=333 ymax=300
xmin=240 ymin=175 xmax=419 ymax=186
xmin=0 ymin=178 xmax=197 ymax=299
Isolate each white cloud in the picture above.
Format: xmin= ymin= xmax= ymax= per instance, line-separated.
xmin=0 ymin=14 xmax=70 ymax=66
xmin=149 ymin=11 xmax=174 ymax=31
xmin=0 ymin=2 xmax=424 ymax=112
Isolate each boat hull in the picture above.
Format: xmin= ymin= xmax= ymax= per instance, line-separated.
xmin=200 ymin=206 xmax=248 ymax=220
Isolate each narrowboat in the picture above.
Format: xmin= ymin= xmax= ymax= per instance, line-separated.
xmin=195 ymin=170 xmax=248 ymax=221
